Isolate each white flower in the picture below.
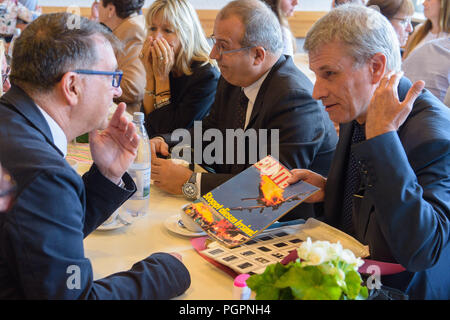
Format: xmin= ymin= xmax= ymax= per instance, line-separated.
xmin=303 ymin=246 xmax=327 ymax=266
xmin=296 ymin=237 xmax=364 ymax=268
xmin=341 ymin=249 xmax=365 ymax=268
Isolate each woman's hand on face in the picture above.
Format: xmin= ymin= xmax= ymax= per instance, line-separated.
xmin=140 ymin=36 xmax=155 ymax=77
xmin=151 ymin=38 xmax=175 ymax=81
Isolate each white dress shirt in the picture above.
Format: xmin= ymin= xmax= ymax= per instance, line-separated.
xmin=196 ymin=70 xmax=271 ymax=195
xmin=36 ymin=105 xmax=67 ymax=157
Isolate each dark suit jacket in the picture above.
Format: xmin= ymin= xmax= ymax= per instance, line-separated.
xmin=145 ymin=61 xmax=220 ymax=136
xmin=0 ymin=85 xmax=191 ymax=299
xmin=320 ymin=78 xmax=450 ymax=299
xmin=167 ymin=55 xmax=337 ymax=205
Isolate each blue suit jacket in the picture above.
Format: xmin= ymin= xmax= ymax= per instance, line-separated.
xmin=321 ymin=78 xmax=450 ymax=299
xmin=0 ymin=85 xmax=191 ymax=299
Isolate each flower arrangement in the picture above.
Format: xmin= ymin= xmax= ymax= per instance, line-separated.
xmin=246 ymin=238 xmax=369 ymax=300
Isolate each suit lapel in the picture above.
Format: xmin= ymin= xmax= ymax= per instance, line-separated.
xmin=1 ymin=85 xmax=63 ymax=157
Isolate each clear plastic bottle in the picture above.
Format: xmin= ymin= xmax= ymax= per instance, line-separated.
xmin=123 ymin=112 xmax=151 ymax=218
xmin=8 ymin=28 xmax=21 ymax=59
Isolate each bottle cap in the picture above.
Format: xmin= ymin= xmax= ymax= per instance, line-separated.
xmin=133 ymin=112 xmax=145 ymax=123
xmin=233 ymin=274 xmax=250 ymax=288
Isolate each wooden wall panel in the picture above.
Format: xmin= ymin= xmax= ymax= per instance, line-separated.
xmin=40 ymin=7 xmax=326 ymax=38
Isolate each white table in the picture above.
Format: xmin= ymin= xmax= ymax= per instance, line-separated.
xmin=83 ymin=184 xmax=235 ymax=300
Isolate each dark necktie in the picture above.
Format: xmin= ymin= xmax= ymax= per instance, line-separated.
xmin=340 ymin=121 xmax=366 ymax=236
xmin=234 ymin=89 xmax=249 ymax=129
xmin=230 ymin=90 xmax=249 ymax=174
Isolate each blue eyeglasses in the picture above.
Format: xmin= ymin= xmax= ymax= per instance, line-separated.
xmin=73 ymin=69 xmax=123 ymax=88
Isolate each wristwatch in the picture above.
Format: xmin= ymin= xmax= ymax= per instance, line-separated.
xmin=182 ymin=172 xmax=199 ymax=200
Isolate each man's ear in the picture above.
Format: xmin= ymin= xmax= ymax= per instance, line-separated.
xmin=252 ymin=46 xmax=266 ymax=66
xmin=59 ymin=72 xmax=81 ymax=106
xmin=106 ymin=3 xmax=116 ymax=19
xmin=369 ymin=52 xmax=387 ymax=84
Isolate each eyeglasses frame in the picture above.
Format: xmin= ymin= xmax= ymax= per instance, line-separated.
xmin=210 ymin=34 xmax=257 ymax=59
xmin=391 ymin=17 xmax=412 ymax=28
xmin=73 ymin=69 xmax=123 ymax=88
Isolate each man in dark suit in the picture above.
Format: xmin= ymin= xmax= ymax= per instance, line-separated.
xmin=150 ymin=0 xmax=337 ymax=206
xmin=288 ymin=5 xmax=450 ymax=299
xmin=0 ymin=13 xmax=190 ymax=299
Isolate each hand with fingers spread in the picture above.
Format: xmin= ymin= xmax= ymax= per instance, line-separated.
xmin=287 ymin=169 xmax=327 ymax=203
xmin=89 ymin=103 xmax=140 ymax=184
xmin=151 ymin=38 xmax=175 ymax=81
xmin=140 ymin=36 xmax=155 ymax=77
xmin=365 ymin=71 xmax=425 ymax=139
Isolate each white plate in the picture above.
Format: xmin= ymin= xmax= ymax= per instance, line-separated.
xmin=97 ymin=213 xmax=130 ymax=231
xmin=164 ymin=214 xmax=206 ymax=237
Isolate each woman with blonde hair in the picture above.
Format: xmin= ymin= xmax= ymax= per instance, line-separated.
xmin=140 ymin=0 xmax=219 ymax=136
xmin=403 ymin=0 xmax=449 ymax=59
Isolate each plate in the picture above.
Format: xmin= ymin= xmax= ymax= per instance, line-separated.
xmin=164 ymin=214 xmax=206 ymax=237
xmin=97 ymin=213 xmax=130 ymax=231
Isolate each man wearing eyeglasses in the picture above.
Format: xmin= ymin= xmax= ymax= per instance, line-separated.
xmin=0 ymin=13 xmax=190 ymax=299
xmin=150 ymin=0 xmax=338 ymax=218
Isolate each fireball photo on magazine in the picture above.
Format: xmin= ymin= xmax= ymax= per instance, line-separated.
xmin=182 ymin=156 xmax=319 ymax=247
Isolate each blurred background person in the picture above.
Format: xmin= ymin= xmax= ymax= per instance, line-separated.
xmin=261 ymin=0 xmax=297 ymax=56
xmin=403 ymin=36 xmax=450 ymax=102
xmin=18 ymin=0 xmax=39 ymax=11
xmin=140 ymin=0 xmax=219 ymax=136
xmin=93 ymin=0 xmax=146 ymax=114
xmin=332 ymin=0 xmax=365 ymax=8
xmin=17 ymin=0 xmax=40 ymax=26
xmin=0 ymin=0 xmax=40 ymax=43
xmin=444 ymin=85 xmax=450 ymax=106
xmin=403 ymin=0 xmax=449 ymax=59
xmin=0 ymin=40 xmax=11 ymax=95
xmin=367 ymin=0 xmax=415 ymax=50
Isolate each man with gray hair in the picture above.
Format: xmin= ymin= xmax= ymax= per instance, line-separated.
xmin=288 ymin=4 xmax=450 ymax=299
xmin=150 ymin=0 xmax=337 ymax=215
xmin=0 ymin=13 xmax=190 ymax=299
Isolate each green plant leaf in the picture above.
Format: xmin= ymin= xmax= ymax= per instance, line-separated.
xmin=344 ymin=270 xmax=364 ymax=300
xmin=246 ymin=259 xmax=368 ymax=300
xmin=275 ymin=264 xmax=343 ymax=300
xmin=246 ymin=263 xmax=289 ymax=300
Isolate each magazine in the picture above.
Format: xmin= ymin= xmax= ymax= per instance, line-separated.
xmin=182 ymin=155 xmax=319 ymax=247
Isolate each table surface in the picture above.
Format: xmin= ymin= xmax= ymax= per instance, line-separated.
xmin=84 ymin=184 xmax=235 ymax=300
xmin=68 ymin=143 xmax=235 ymax=299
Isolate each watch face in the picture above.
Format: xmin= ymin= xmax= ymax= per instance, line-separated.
xmin=182 ymin=183 xmax=198 ymax=199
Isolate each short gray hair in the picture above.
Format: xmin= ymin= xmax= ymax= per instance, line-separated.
xmin=217 ymin=0 xmax=283 ymax=54
xmin=304 ymin=4 xmax=401 ymax=72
